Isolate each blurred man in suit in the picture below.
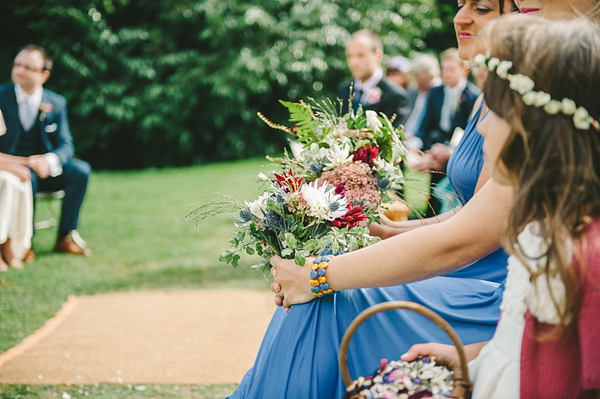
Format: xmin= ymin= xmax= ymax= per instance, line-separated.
xmin=338 ymin=30 xmax=411 ymax=126
xmin=0 ymin=45 xmax=91 ymax=258
xmin=414 ymin=48 xmax=479 ymax=151
xmin=402 ymin=54 xmax=441 ymax=139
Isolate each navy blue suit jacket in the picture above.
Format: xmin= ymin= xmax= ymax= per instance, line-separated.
xmin=416 ymin=81 xmax=480 ymax=151
xmin=338 ymin=77 xmax=412 ymax=127
xmin=0 ymin=83 xmax=74 ymax=164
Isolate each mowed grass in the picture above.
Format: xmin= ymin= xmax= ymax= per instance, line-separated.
xmin=0 ymin=158 xmax=431 ymax=399
xmin=0 ymin=383 xmax=238 ymax=399
xmin=0 ymin=158 xmax=272 ymax=399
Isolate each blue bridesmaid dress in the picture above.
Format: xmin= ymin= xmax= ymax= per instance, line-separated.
xmin=228 ymin=101 xmax=507 ymax=399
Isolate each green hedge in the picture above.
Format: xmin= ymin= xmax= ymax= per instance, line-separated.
xmin=0 ymin=0 xmax=453 ymax=169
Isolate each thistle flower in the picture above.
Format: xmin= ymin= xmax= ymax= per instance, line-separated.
xmin=309 ymin=162 xmax=323 ymax=174
xmin=239 ymin=209 xmax=252 ymax=222
xmin=264 ymin=211 xmax=282 ymax=229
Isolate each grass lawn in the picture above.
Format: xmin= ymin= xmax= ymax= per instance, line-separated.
xmin=0 ymin=158 xmax=431 ymax=399
xmin=0 ymin=158 xmax=272 ymax=399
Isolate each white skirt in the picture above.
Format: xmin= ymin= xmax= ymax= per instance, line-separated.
xmin=0 ymin=171 xmax=33 ymax=260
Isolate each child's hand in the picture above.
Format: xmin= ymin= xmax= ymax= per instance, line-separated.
xmin=401 ymin=342 xmax=460 ymax=364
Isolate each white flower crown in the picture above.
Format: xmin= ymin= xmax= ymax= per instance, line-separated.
xmin=474 ymin=52 xmax=600 ymax=131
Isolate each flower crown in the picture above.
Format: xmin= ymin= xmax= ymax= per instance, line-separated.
xmin=473 ymin=52 xmax=600 ymax=131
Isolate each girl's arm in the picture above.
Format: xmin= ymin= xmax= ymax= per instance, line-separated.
xmin=401 ymin=341 xmax=488 ymax=364
xmin=272 ymin=178 xmax=513 ymax=306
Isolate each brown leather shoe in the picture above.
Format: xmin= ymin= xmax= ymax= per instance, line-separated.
xmin=23 ymin=249 xmax=36 ymax=263
xmin=54 ymin=231 xmax=91 ymax=256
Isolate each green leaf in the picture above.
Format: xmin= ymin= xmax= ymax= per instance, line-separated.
xmin=279 ymin=100 xmax=317 ymax=138
xmin=245 ymin=246 xmax=255 ymax=255
xmin=294 ymin=254 xmax=306 ymax=267
xmin=303 ymin=239 xmax=319 ymax=253
xmin=281 ymin=248 xmax=293 ymax=258
xmin=284 ymin=233 xmax=298 ymax=248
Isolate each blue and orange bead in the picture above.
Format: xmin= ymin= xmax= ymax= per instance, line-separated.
xmin=309 ymin=256 xmax=334 ymax=297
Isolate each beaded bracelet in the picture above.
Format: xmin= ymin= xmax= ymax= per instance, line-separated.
xmin=309 ymin=256 xmax=334 ymax=297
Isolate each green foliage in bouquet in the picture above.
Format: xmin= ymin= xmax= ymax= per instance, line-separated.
xmin=279 ymin=100 xmax=319 ymax=141
xmin=192 ymin=170 xmax=380 ymax=274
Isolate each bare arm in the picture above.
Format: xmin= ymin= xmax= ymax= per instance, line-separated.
xmin=401 ymin=341 xmax=488 ymax=364
xmin=272 ymin=178 xmax=513 ymax=306
xmin=0 ymin=153 xmax=28 ymax=164
xmin=0 ymin=154 xmax=31 ymax=181
xmin=375 ymin=207 xmax=461 ymax=238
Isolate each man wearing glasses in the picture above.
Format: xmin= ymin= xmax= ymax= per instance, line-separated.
xmin=0 ymin=45 xmax=91 ymax=258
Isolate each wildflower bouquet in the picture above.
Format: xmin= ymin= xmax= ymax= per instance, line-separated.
xmin=344 ymin=357 xmax=455 ymax=399
xmin=197 ymin=169 xmax=380 ymax=274
xmin=259 ymin=99 xmax=407 ymax=212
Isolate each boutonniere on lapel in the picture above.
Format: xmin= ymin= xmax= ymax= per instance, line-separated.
xmin=366 ymin=87 xmax=383 ymax=105
xmin=39 ymin=102 xmax=54 ymax=122
xmin=455 ymin=93 xmax=467 ymax=112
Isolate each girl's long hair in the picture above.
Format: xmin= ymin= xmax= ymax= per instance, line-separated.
xmin=481 ymin=16 xmax=600 ymax=333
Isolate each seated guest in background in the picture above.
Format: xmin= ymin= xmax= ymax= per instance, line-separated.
xmin=403 ymin=54 xmax=441 ymax=139
xmin=0 ymin=45 xmax=91 ymax=258
xmin=386 ymin=55 xmax=413 ymax=91
xmin=412 ymin=48 xmax=479 ymax=216
xmin=338 ymin=30 xmax=411 ymax=126
xmin=386 ymin=55 xmax=418 ymax=124
xmin=0 ymin=152 xmax=33 ymax=271
xmin=414 ymin=48 xmax=479 ymax=151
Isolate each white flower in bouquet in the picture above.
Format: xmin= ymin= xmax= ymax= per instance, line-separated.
xmin=300 ymin=182 xmax=348 ymax=221
xmin=323 ymin=144 xmax=353 ymax=171
xmin=365 ymin=110 xmax=383 ymax=135
xmin=323 ymin=131 xmax=352 ymax=149
xmin=245 ymin=192 xmax=270 ymax=220
xmin=374 ymin=157 xmax=397 ymax=176
xmin=299 ymin=143 xmax=328 ymax=166
xmin=257 ymin=172 xmax=270 ymax=181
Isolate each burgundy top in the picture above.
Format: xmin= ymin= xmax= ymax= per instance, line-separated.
xmin=520 ymin=217 xmax=600 ymax=399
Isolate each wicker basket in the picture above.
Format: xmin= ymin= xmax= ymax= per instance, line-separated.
xmin=339 ymin=301 xmax=473 ymax=399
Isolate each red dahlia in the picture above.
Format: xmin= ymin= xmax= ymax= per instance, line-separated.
xmin=352 ymin=145 xmax=379 ymax=167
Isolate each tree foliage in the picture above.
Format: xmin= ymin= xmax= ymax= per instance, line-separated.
xmin=0 ymin=0 xmax=454 ymax=169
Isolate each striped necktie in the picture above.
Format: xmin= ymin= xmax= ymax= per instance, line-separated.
xmin=352 ymin=88 xmax=363 ymax=113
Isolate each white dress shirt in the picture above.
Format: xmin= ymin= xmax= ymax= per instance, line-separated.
xmin=354 ymin=67 xmax=383 ymax=104
xmin=440 ymin=79 xmax=467 ymax=132
xmin=404 ymin=90 xmax=428 ymax=136
xmin=14 ymin=84 xmax=62 ymax=177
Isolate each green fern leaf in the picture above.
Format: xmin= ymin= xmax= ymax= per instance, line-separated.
xmin=279 ymin=100 xmax=317 ymax=140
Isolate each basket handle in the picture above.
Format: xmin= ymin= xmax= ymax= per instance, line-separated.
xmin=339 ymin=301 xmax=471 ymax=396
